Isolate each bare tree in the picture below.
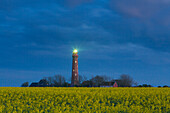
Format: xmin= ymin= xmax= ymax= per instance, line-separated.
xmin=102 ymin=75 xmax=110 ymax=82
xmin=119 ymin=74 xmax=134 ymax=87
xmin=134 ymin=82 xmax=138 ymax=86
xmin=39 ymin=79 xmax=49 ymax=87
xmin=53 ymin=75 xmax=66 ymax=87
xmin=91 ymin=75 xmax=105 ymax=87
xmin=47 ymin=76 xmax=53 ymax=86
xmin=79 ymin=75 xmax=87 ymax=84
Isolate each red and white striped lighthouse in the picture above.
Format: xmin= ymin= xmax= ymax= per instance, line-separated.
xmin=71 ymin=49 xmax=79 ymax=86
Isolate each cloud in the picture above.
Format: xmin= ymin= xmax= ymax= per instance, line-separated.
xmin=109 ymin=0 xmax=170 ymax=31
xmin=0 ymin=0 xmax=93 ymax=11
xmin=0 ymin=0 xmax=170 ymax=63
xmin=110 ymin=0 xmax=170 ymax=18
xmin=63 ymin=0 xmax=93 ymax=8
xmin=124 ymin=43 xmax=170 ymax=65
xmin=80 ymin=42 xmax=170 ymax=65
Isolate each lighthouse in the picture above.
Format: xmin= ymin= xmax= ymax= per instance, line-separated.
xmin=71 ymin=49 xmax=79 ymax=86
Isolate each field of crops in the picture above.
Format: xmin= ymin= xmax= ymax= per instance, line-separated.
xmin=0 ymin=88 xmax=169 ymax=113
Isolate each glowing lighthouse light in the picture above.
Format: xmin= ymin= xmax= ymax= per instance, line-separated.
xmin=73 ymin=49 xmax=78 ymax=53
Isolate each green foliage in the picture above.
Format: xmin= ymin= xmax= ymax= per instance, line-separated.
xmin=0 ymin=88 xmax=169 ymax=112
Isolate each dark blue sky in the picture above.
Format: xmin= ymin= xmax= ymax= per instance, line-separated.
xmin=0 ymin=0 xmax=170 ymax=86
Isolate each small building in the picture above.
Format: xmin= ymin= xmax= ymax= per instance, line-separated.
xmin=100 ymin=82 xmax=119 ymax=87
xmin=113 ymin=82 xmax=118 ymax=87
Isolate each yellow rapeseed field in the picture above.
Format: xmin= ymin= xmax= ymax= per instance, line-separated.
xmin=0 ymin=88 xmax=169 ymax=113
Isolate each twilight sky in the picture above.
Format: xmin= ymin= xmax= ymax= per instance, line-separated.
xmin=0 ymin=0 xmax=170 ymax=86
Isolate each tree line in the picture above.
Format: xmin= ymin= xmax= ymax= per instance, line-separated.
xmin=21 ymin=74 xmax=169 ymax=87
xmin=22 ymin=74 xmax=135 ymax=87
